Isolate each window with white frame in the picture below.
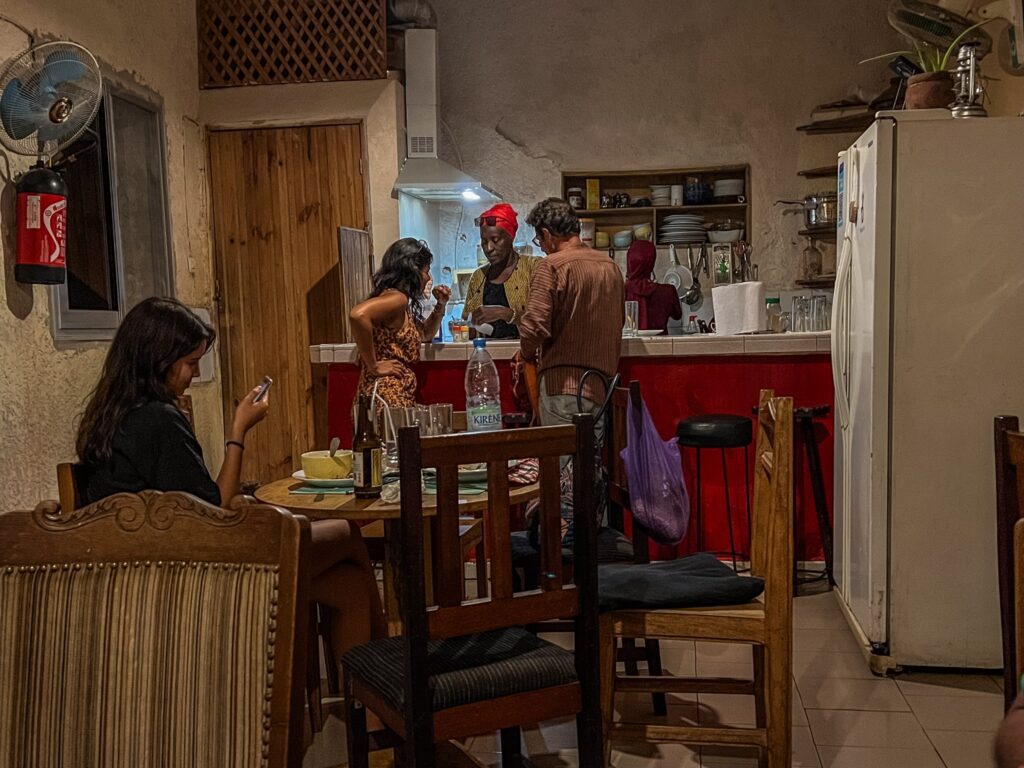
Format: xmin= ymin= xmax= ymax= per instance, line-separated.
xmin=50 ymin=78 xmax=174 ymax=340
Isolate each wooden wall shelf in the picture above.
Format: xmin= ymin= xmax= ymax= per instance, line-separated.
xmin=798 ymin=166 xmax=839 ymax=180
xmin=796 ymin=276 xmax=836 ymax=289
xmin=799 ymin=228 xmax=837 ymax=239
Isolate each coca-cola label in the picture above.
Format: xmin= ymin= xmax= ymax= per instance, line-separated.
xmin=17 ymin=193 xmax=67 ymax=268
xmin=42 ymin=198 xmax=67 ymax=264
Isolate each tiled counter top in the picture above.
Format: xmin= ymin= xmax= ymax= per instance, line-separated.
xmin=311 ymin=331 xmax=830 ymax=364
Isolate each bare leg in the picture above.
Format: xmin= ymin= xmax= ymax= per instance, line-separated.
xmin=309 ymin=520 xmax=387 ymax=651
xmin=309 ymin=520 xmax=387 ymax=732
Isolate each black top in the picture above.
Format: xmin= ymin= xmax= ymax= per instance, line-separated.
xmin=482 ymin=280 xmax=518 ymax=339
xmin=82 ymin=400 xmax=221 ymax=507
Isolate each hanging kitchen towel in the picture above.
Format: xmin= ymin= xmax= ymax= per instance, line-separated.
xmin=712 ymin=281 xmax=767 ymax=336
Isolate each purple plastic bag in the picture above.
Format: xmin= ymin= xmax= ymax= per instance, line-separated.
xmin=621 ymin=395 xmax=691 ymax=545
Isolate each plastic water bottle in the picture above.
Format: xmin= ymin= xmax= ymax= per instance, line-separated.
xmin=465 ymin=338 xmax=502 ymax=432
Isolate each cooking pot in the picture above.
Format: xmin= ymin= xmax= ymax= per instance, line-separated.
xmin=775 ymin=192 xmax=838 ymax=230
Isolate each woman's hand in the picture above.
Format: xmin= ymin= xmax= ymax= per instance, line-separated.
xmin=370 ymin=359 xmax=402 ymax=378
xmin=432 ymin=284 xmax=451 ymax=306
xmin=473 ymin=305 xmax=513 ymax=325
xmin=231 ymin=386 xmax=270 ymax=439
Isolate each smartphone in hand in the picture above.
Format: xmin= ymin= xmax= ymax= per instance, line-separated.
xmin=253 ymin=375 xmax=273 ymax=403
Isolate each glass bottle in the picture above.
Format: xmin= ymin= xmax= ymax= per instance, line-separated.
xmin=801 ymin=238 xmax=823 ymax=279
xmin=353 ymin=394 xmax=382 ymax=499
xmin=766 ymin=296 xmax=783 ymax=333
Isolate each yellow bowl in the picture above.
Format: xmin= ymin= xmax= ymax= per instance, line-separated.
xmin=301 ymin=450 xmax=353 ymax=480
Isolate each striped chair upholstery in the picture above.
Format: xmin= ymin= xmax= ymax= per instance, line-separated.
xmin=0 ymin=491 xmax=309 ymax=768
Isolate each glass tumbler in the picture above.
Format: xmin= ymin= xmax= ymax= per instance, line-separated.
xmin=811 ymin=295 xmax=828 ymax=332
xmin=429 ymin=403 xmax=454 ymax=435
xmin=791 ymin=297 xmax=809 ymax=332
xmin=624 ymin=301 xmax=639 ymax=337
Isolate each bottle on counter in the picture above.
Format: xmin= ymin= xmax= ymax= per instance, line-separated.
xmin=465 ymin=338 xmax=502 ymax=432
xmin=686 ymin=314 xmax=699 ymax=334
xmin=353 ymin=393 xmax=383 ymax=499
xmin=766 ymin=296 xmax=783 ymax=333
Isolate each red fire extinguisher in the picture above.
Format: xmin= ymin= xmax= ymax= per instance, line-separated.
xmin=15 ymin=165 xmax=68 ymax=285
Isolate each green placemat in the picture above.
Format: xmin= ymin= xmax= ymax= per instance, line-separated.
xmin=290 ymin=486 xmax=354 ymax=495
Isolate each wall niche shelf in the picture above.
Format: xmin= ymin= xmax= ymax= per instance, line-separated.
xmin=561 ymin=164 xmax=751 ymax=249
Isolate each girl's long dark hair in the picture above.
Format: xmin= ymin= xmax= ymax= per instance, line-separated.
xmin=76 ymin=297 xmax=215 ymax=464
xmin=369 ymin=238 xmax=433 ymax=323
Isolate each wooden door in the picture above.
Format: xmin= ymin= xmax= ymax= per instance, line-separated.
xmin=209 ymin=124 xmax=369 ymax=485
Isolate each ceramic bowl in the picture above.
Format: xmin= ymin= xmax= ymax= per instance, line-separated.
xmin=301 ymin=449 xmax=353 ymax=479
xmin=612 ymin=230 xmax=633 ymax=248
xmin=707 ymin=228 xmax=744 ymax=243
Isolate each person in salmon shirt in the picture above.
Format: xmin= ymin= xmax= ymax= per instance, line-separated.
xmin=625 ymin=239 xmax=682 ymax=333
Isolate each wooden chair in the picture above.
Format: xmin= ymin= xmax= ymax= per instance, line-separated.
xmin=600 ymin=390 xmax=793 ymax=767
xmin=343 ymin=417 xmax=603 ymax=768
xmin=995 ymin=415 xmax=1024 ymax=710
xmin=0 ymin=490 xmax=310 ymax=767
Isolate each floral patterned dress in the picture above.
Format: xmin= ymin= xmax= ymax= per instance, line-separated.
xmin=356 ymin=310 xmax=421 ymax=407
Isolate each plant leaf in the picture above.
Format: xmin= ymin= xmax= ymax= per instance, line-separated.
xmin=940 ymin=18 xmax=996 ymax=70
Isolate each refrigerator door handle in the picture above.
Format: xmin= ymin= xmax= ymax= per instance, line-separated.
xmin=832 ymin=234 xmax=853 ymax=429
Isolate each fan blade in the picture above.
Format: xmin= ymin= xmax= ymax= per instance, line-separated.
xmin=0 ymin=78 xmax=48 ymax=141
xmin=39 ymin=49 xmax=89 ymax=91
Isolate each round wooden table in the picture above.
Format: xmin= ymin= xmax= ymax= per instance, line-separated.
xmin=255 ymin=477 xmax=541 ymax=633
xmin=254 ymin=477 xmax=540 ymax=520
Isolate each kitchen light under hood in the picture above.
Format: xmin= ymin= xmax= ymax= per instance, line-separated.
xmin=393 ymin=156 xmax=500 ymax=202
xmin=392 ymin=28 xmax=502 ymax=203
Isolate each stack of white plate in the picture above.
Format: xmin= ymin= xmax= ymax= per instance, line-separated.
xmin=650 ymin=184 xmax=671 ymax=207
xmin=712 ymin=178 xmax=744 ymax=199
xmin=658 ymin=214 xmax=706 ymax=244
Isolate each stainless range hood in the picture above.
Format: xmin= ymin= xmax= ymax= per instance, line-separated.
xmin=392 ymin=28 xmax=500 ymax=203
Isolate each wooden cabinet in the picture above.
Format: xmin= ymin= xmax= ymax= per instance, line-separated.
xmin=560 ymin=164 xmax=751 ymax=248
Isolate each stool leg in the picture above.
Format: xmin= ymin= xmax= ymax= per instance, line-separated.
xmin=721 ymin=448 xmax=738 ymax=572
xmin=745 ymin=442 xmax=753 ymax=559
xmin=694 ymin=448 xmax=704 ymax=551
xmin=803 ymin=416 xmax=836 ymax=587
xmin=644 ymin=639 xmax=668 ymax=716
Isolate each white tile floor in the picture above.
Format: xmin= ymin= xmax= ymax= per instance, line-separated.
xmin=305 ymin=589 xmax=1007 ymax=768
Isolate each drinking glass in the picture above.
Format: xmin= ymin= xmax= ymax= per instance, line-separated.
xmin=429 ymin=403 xmax=454 ymax=435
xmin=624 ymin=301 xmax=639 ymax=337
xmin=811 ymin=295 xmax=828 ymax=332
xmin=411 ymin=405 xmax=432 ymax=436
xmin=791 ymin=297 xmax=809 ymax=333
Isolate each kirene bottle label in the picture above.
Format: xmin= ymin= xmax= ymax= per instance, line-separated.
xmin=467 ymin=404 xmax=502 ymax=432
xmin=353 ymin=448 xmax=382 ymax=487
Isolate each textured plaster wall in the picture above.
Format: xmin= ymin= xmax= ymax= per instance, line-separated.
xmin=430 ymin=0 xmax=908 ymax=288
xmin=0 ymin=1 xmax=221 ymax=509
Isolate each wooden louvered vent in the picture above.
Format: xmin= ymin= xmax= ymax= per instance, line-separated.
xmin=197 ymin=0 xmax=386 ymax=89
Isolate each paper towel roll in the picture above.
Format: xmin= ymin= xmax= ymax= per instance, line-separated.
xmin=712 ymin=282 xmax=767 ymax=336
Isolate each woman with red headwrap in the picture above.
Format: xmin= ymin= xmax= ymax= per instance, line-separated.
xmin=625 ymin=239 xmax=682 ymax=333
xmin=462 ymin=203 xmax=539 ymax=339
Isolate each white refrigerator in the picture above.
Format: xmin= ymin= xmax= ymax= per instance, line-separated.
xmin=832 ymin=110 xmax=1024 ymax=670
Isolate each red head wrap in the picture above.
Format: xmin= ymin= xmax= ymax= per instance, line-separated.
xmin=479 ymin=203 xmax=519 ymax=239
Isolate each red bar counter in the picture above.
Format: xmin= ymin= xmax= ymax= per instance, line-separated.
xmin=314 ymin=333 xmax=834 ymax=561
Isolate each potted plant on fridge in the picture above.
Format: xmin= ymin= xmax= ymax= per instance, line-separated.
xmin=863 ymin=19 xmax=993 ymax=109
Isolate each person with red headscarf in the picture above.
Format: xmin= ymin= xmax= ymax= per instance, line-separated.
xmin=625 ymin=239 xmax=682 ymax=333
xmin=462 ymin=203 xmax=539 ymax=339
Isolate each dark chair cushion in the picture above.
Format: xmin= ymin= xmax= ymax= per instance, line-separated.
xmin=598 ymin=552 xmax=765 ymax=612
xmin=342 ymin=628 xmax=577 ymax=711
xmin=511 ymin=527 xmax=635 ymax=568
xmin=676 ymin=414 xmax=753 ymax=448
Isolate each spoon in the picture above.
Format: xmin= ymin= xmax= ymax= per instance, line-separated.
xmin=329 ymin=437 xmax=340 ymax=457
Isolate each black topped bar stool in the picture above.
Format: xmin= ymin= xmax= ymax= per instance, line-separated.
xmin=676 ymin=414 xmax=753 ymax=571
